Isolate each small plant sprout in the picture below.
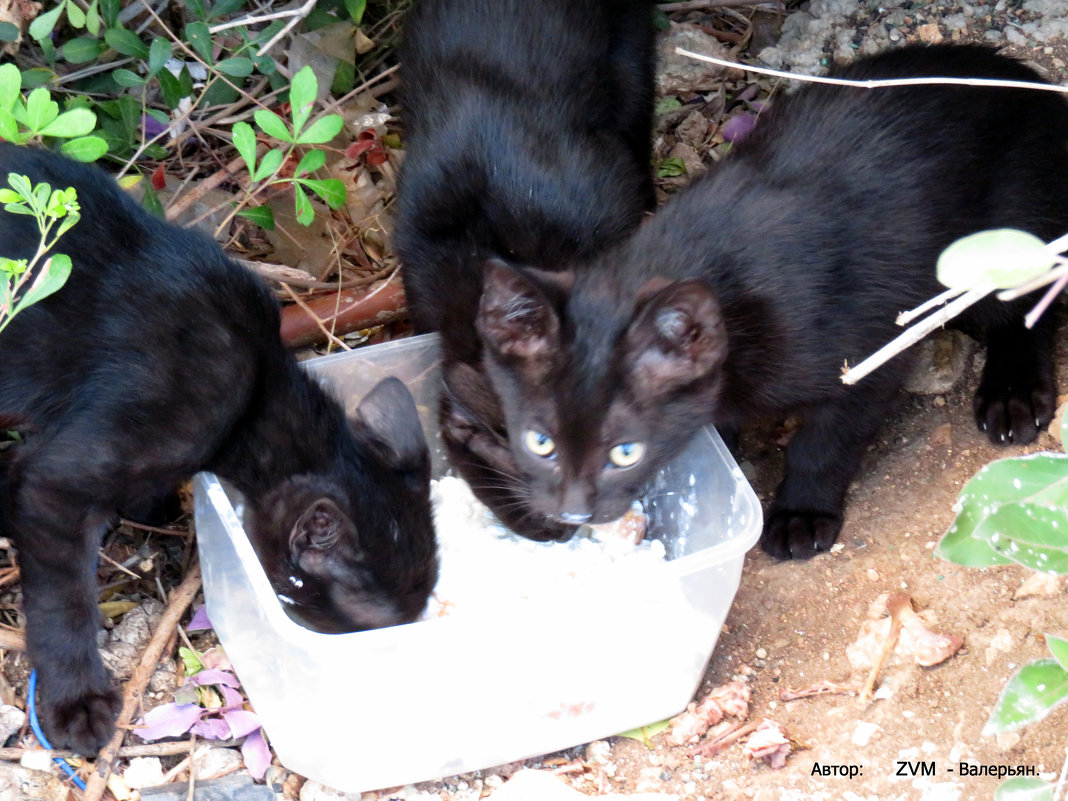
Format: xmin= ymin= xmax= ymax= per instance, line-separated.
xmin=228 ymin=64 xmax=347 ymax=232
xmin=841 ymin=228 xmax=1066 ymax=385
xmin=0 ymin=172 xmax=80 ymax=334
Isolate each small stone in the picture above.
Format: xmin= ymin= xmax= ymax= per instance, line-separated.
xmin=755 ymin=648 xmax=767 ymax=659
xmin=193 ymin=746 xmax=244 ymax=780
xmin=0 ymin=705 xmax=25 ymax=743
xmin=123 ymin=757 xmax=165 ymax=789
xmin=916 ymin=23 xmax=944 ymax=43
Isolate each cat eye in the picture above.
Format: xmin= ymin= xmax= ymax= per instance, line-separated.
xmin=523 ymin=429 xmax=556 ymax=458
xmin=608 ymin=441 xmax=645 ymax=468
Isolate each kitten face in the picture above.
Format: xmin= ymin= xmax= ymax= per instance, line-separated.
xmin=476 ymin=260 xmax=728 ymax=531
xmin=247 ymin=377 xmax=437 ymax=633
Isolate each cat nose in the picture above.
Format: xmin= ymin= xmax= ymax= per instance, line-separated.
xmin=559 ymin=511 xmax=592 ymax=525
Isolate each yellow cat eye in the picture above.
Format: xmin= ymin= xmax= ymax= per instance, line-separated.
xmin=608 ymin=441 xmax=645 ymax=468
xmin=523 ymin=429 xmax=556 ymax=458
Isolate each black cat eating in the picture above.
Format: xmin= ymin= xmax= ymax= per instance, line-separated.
xmin=473 ymin=44 xmax=1066 ymax=558
xmin=0 ymin=142 xmax=438 ymax=753
xmin=395 ymin=0 xmax=657 ymax=541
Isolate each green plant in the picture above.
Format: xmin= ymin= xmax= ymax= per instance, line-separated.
xmin=230 ymin=64 xmax=346 ymax=230
xmin=0 ymin=63 xmax=107 ymax=161
xmin=0 ymin=172 xmax=80 ymax=333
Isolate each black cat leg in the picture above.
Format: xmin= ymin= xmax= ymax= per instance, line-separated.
xmin=7 ymin=464 xmax=120 ymax=753
xmin=973 ymin=314 xmax=1057 ymax=445
xmin=761 ymin=377 xmax=903 ymax=560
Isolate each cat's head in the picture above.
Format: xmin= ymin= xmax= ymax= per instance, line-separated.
xmin=473 ymin=259 xmax=727 ymax=534
xmin=248 ymin=377 xmax=437 ymax=633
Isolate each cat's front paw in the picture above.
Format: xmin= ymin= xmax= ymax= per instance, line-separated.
xmin=760 ymin=510 xmax=842 ymax=560
xmin=973 ymin=381 xmax=1055 ymax=446
xmin=40 ymin=683 xmax=121 ymax=754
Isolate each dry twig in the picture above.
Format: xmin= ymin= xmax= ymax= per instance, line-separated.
xmin=81 ymin=560 xmax=203 ymax=801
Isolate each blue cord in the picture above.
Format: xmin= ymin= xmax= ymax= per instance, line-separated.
xmin=27 ymin=670 xmax=88 ymax=791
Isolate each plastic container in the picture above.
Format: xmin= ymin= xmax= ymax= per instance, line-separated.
xmin=193 ymin=333 xmax=761 ymax=793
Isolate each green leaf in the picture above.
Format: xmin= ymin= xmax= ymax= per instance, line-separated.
xmin=252 ymin=147 xmax=284 ymax=182
xmin=139 ymin=183 xmax=164 ymax=218
xmin=657 ymin=156 xmax=686 ymax=179
xmin=253 ymin=108 xmax=292 ymax=143
xmin=28 ymin=3 xmax=63 ymax=42
xmin=975 ymin=503 xmax=1068 ymax=573
xmin=59 ymin=135 xmax=108 ymax=162
xmin=112 ymin=68 xmax=147 ymax=88
xmin=61 ymin=36 xmax=107 ymax=64
xmin=343 ymin=0 xmax=366 ymax=23
xmin=294 ymin=114 xmax=343 ymax=145
xmin=98 ymin=0 xmax=118 ymax=27
xmin=0 ymin=110 xmax=18 ymax=142
xmin=236 ymin=205 xmax=275 ymax=230
xmin=616 ymin=718 xmax=672 ymax=748
xmin=156 ymin=68 xmax=187 ymax=110
xmin=937 ymin=454 xmax=1068 ymax=568
xmin=937 ymin=229 xmax=1055 ymax=291
xmin=0 ymin=63 xmax=21 ymax=112
xmin=655 ymin=96 xmax=683 ymax=115
xmin=19 ymin=68 xmax=55 ymax=90
xmin=216 ymin=57 xmax=254 ymax=78
xmin=23 ymin=87 xmax=59 ymax=134
xmin=295 ymin=177 xmax=345 ymax=209
xmin=178 ymin=646 xmax=204 ymax=676
xmin=293 ymin=183 xmax=313 ymax=226
xmin=148 ymin=38 xmax=172 ymax=77
xmin=1047 ymin=635 xmax=1068 ymax=672
xmin=984 ymin=658 xmax=1068 ymax=735
xmin=294 ymin=148 xmax=325 ymax=176
xmin=15 ymin=253 xmax=71 ymax=311
xmin=104 ymin=26 xmax=149 ymax=59
xmin=66 ymin=0 xmax=86 ymax=28
xmin=184 ymin=21 xmax=213 ymax=64
xmin=994 ymin=778 xmax=1053 ymax=801
xmin=0 ymin=22 xmax=20 ymax=42
xmin=0 ymin=188 xmax=20 ymax=203
xmin=85 ymin=0 xmax=100 ymax=36
xmin=231 ymin=121 xmax=258 ymax=176
xmin=288 ymin=65 xmax=317 ymax=136
xmin=40 ymin=107 xmax=96 ymax=137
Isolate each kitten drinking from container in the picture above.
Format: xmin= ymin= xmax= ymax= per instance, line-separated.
xmin=0 ymin=142 xmax=438 ymax=753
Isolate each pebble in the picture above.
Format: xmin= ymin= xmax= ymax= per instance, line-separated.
xmin=0 ymin=706 xmax=24 ymax=743
xmin=192 ymin=745 xmax=244 ymax=780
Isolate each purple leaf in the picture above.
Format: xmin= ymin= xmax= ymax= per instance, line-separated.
xmin=241 ymin=728 xmax=272 ymax=780
xmin=191 ymin=669 xmax=241 ymax=688
xmin=222 ymin=709 xmax=261 ymax=739
xmin=722 ymin=112 xmax=758 ymax=144
xmin=140 ymin=114 xmax=168 ymax=138
xmin=200 ymin=647 xmax=232 ymax=671
xmin=134 ymin=703 xmax=204 ymax=741
xmin=218 ymin=684 xmax=245 ymax=710
xmin=191 ymin=716 xmax=233 ymax=740
xmin=187 ymin=605 xmax=213 ymax=631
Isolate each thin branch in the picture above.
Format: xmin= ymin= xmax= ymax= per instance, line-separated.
xmin=841 ymin=286 xmax=991 ymax=385
xmin=676 ymin=47 xmax=1068 ymax=94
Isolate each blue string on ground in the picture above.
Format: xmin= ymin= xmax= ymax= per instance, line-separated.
xmin=27 ymin=670 xmax=88 ymax=791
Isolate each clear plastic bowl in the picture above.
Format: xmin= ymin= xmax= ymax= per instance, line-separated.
xmin=193 ymin=333 xmax=761 ymax=792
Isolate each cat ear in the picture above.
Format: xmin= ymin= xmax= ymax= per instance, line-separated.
xmin=290 ymin=497 xmax=356 ymax=555
xmin=622 ymin=279 xmax=727 ymax=396
xmin=354 ymin=376 xmax=428 ymax=472
xmin=477 ymin=259 xmax=564 ymax=363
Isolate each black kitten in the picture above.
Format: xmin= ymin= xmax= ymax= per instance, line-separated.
xmin=395 ymin=0 xmax=657 ymax=541
xmin=0 ymin=142 xmax=438 ymax=753
xmin=474 ymin=44 xmax=1065 ymax=557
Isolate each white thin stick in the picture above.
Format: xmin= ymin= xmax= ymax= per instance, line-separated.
xmin=996 ymin=258 xmax=1068 ymax=301
xmin=841 ymin=286 xmax=992 ymax=385
xmin=895 ymin=286 xmax=967 ymax=327
xmin=1025 ymin=272 xmax=1068 ymax=329
xmin=209 ymin=0 xmax=316 ymax=34
xmin=675 ymin=48 xmax=1068 ymax=95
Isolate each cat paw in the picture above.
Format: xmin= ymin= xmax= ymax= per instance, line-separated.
xmin=760 ymin=510 xmax=843 ymax=560
xmin=973 ymin=381 xmax=1055 ymax=446
xmin=41 ymin=685 xmax=121 ymax=754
